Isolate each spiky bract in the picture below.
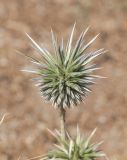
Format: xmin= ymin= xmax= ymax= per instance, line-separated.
xmin=23 ymin=24 xmax=106 ymax=108
xmin=40 ymin=128 xmax=106 ymax=160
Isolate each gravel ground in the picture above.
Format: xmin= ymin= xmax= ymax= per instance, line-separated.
xmin=0 ymin=0 xmax=127 ymax=159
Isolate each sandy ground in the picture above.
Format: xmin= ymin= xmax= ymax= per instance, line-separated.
xmin=0 ymin=0 xmax=127 ymax=159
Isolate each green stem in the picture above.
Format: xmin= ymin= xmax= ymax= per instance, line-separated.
xmin=60 ymin=107 xmax=66 ymax=140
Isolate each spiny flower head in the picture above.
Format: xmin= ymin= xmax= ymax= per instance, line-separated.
xmin=23 ymin=24 xmax=106 ymax=108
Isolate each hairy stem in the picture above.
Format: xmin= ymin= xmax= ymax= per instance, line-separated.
xmin=60 ymin=107 xmax=66 ymax=140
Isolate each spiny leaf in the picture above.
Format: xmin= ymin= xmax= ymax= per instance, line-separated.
xmin=41 ymin=129 xmax=106 ymax=160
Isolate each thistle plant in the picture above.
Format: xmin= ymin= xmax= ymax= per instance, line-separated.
xmin=22 ymin=24 xmax=108 ymax=160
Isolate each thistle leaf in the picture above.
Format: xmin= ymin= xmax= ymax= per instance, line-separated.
xmin=42 ymin=129 xmax=106 ymax=160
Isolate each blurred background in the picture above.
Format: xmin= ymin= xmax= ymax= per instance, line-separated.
xmin=0 ymin=0 xmax=127 ymax=159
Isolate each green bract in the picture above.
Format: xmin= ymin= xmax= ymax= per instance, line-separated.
xmin=23 ymin=24 xmax=106 ymax=108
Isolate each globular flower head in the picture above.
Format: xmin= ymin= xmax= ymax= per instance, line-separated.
xmin=23 ymin=24 xmax=106 ymax=108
